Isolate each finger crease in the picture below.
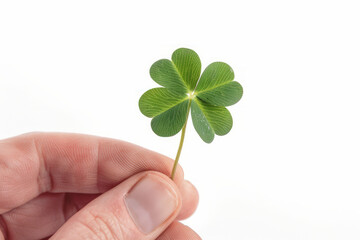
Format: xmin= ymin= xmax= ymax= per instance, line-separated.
xmin=62 ymin=193 xmax=80 ymax=221
xmin=0 ymin=215 xmax=8 ymax=239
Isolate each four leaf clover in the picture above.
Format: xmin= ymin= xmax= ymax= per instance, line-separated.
xmin=139 ymin=48 xmax=243 ymax=143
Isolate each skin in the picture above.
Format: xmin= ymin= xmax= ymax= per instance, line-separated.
xmin=0 ymin=132 xmax=200 ymax=240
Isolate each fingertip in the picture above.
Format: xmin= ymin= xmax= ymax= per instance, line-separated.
xmin=177 ymin=180 xmax=199 ymax=220
xmin=124 ymin=172 xmax=181 ymax=234
xmin=170 ymin=164 xmax=184 ymax=185
xmin=157 ymin=221 xmax=202 ymax=240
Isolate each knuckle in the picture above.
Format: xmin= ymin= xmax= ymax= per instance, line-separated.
xmin=0 ymin=143 xmax=37 ymax=211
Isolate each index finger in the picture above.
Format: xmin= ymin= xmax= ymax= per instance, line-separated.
xmin=0 ymin=132 xmax=184 ymax=214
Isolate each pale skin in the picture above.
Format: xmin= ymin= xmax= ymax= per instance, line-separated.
xmin=0 ymin=133 xmax=200 ymax=240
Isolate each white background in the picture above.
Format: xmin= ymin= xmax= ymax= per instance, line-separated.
xmin=1 ymin=0 xmax=360 ymax=239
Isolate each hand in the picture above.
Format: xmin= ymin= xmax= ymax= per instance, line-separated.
xmin=0 ymin=133 xmax=200 ymax=240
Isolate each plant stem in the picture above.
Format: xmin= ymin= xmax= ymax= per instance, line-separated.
xmin=170 ymin=98 xmax=192 ymax=180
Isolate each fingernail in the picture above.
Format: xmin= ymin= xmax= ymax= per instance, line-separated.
xmin=124 ymin=174 xmax=178 ymax=234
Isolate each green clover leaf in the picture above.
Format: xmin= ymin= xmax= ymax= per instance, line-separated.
xmin=139 ymin=48 xmax=243 ymax=178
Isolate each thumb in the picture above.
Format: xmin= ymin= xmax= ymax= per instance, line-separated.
xmin=50 ymin=171 xmax=182 ymax=240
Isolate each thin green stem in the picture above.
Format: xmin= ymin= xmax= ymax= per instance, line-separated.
xmin=171 ymin=97 xmax=192 ymax=180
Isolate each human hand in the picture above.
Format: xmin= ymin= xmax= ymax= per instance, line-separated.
xmin=0 ymin=133 xmax=200 ymax=240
